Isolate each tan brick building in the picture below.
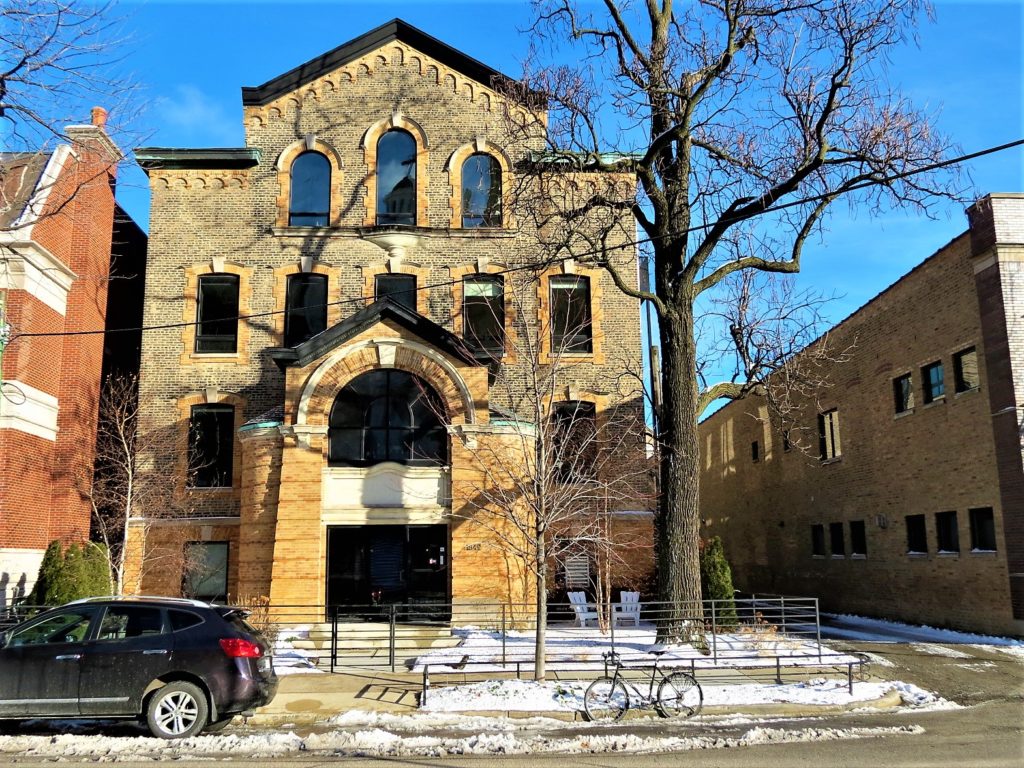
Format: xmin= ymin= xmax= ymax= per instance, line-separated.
xmin=699 ymin=194 xmax=1024 ymax=636
xmin=127 ymin=20 xmax=650 ymax=615
xmin=0 ymin=109 xmax=136 ymax=604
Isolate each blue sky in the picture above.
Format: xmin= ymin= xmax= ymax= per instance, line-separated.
xmin=113 ymin=0 xmax=1022 ymax=334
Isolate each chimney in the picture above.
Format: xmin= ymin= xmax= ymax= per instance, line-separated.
xmin=91 ymin=106 xmax=108 ymax=128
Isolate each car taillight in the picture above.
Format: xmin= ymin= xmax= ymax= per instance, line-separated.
xmin=219 ymin=638 xmax=263 ymax=658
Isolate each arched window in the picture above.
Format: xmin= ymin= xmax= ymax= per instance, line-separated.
xmin=461 ymin=154 xmax=501 ymax=228
xmin=376 ymin=130 xmax=417 ymax=225
xmin=289 ymin=151 xmax=330 ymax=227
xmin=328 ymin=370 xmax=447 ymax=466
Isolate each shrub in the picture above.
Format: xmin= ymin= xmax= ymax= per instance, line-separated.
xmin=27 ymin=540 xmax=64 ymax=605
xmin=28 ymin=540 xmax=114 ymax=605
xmin=700 ymin=536 xmax=738 ymax=628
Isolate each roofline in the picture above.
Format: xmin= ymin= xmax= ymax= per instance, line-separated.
xmin=134 ymin=147 xmax=262 ymax=172
xmin=241 ymin=18 xmax=541 ymax=106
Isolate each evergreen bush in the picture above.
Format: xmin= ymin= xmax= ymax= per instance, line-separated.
xmin=28 ymin=540 xmax=114 ymax=605
xmin=27 ymin=540 xmax=64 ymax=605
xmin=700 ymin=536 xmax=738 ymax=628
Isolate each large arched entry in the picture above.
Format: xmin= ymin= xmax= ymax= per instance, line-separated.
xmin=324 ymin=369 xmax=450 ymax=609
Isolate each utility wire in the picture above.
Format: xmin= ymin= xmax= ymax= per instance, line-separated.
xmin=9 ymin=136 xmax=1022 ymax=342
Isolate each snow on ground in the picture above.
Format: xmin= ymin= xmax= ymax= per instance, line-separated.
xmin=909 ymin=643 xmax=973 ymax=659
xmin=0 ymin=723 xmax=927 ymax=759
xmin=822 ymin=613 xmax=1024 ymax=647
xmin=271 ymin=625 xmax=324 ymax=675
xmin=419 ymin=677 xmax=956 ymax=713
xmin=969 ymin=643 xmax=1024 ymax=661
xmin=413 ymin=624 xmax=860 ymax=673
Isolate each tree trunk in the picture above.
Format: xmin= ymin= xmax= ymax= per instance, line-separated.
xmin=655 ymin=301 xmax=704 ymax=642
xmin=534 ymin=556 xmax=547 ymax=681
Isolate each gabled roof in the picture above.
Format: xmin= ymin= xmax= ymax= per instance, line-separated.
xmin=0 ymin=152 xmax=51 ymax=229
xmin=267 ymin=297 xmax=482 ymax=370
xmin=241 ymin=18 xmax=533 ymax=106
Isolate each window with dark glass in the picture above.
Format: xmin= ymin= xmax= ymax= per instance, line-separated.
xmin=829 ymin=522 xmax=845 ymax=557
xmin=954 ymin=347 xmax=979 ymax=392
xmin=375 ymin=273 xmax=417 ymax=312
xmin=906 ymin=514 xmax=928 ymax=554
xmin=935 ymin=510 xmax=960 ymax=553
xmin=850 ymin=520 xmax=867 ymax=556
xmin=550 ymin=400 xmax=597 ymax=481
xmin=289 ymin=151 xmax=331 ymax=227
xmin=183 ymin=542 xmax=229 ymax=602
xmin=461 ymin=154 xmax=502 ymax=228
xmin=189 ymin=404 xmax=234 ymax=488
xmin=550 ymin=275 xmax=593 ymax=353
xmin=922 ymin=361 xmax=944 ymax=403
xmin=195 ymin=274 xmax=239 ymax=354
xmin=328 ymin=370 xmax=447 ymax=466
xmin=893 ymin=373 xmax=914 ymax=413
xmin=463 ymin=274 xmax=504 ymax=357
xmin=97 ymin=606 xmax=165 ymax=641
xmin=751 ymin=440 xmax=760 ymax=462
xmin=782 ymin=429 xmax=792 ymax=452
xmin=376 ymin=129 xmax=417 ymax=225
xmin=818 ymin=409 xmax=841 ymax=460
xmin=969 ymin=507 xmax=996 ymax=551
xmin=285 ymin=273 xmax=328 ymax=346
xmin=811 ymin=524 xmax=825 ymax=556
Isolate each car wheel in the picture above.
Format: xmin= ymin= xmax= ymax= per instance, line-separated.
xmin=203 ymin=715 xmax=235 ymax=733
xmin=145 ymin=682 xmax=208 ymax=739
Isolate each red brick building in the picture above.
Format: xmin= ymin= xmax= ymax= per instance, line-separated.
xmin=0 ymin=109 xmax=139 ymax=605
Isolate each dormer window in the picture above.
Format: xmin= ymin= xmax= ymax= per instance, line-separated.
xmin=288 ymin=151 xmax=331 ymax=227
xmin=377 ymin=130 xmax=417 ymax=225
xmin=461 ymin=154 xmax=501 ymax=228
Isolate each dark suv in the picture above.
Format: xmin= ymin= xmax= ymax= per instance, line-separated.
xmin=0 ymin=596 xmax=278 ymax=738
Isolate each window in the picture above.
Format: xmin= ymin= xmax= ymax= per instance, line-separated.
xmin=288 ymin=151 xmax=330 ymax=227
xmin=285 ymin=273 xmax=328 ymax=346
xmin=751 ymin=440 xmax=760 ymax=462
xmin=829 ymin=522 xmax=845 ymax=557
xmin=169 ymin=610 xmax=204 ymax=632
xmin=463 ymin=274 xmax=504 ymax=357
xmin=954 ymin=347 xmax=979 ymax=393
xmin=189 ymin=404 xmax=234 ymax=488
xmin=922 ymin=361 xmax=944 ymax=404
xmin=550 ymin=275 xmax=593 ymax=353
xmin=328 ymin=369 xmax=447 ymax=467
xmin=935 ymin=510 xmax=960 ymax=553
xmin=818 ymin=409 xmax=841 ymax=460
xmin=9 ymin=609 xmax=95 ymax=647
xmin=376 ymin=129 xmax=417 ymax=225
xmin=461 ymin=154 xmax=502 ymax=228
xmin=969 ymin=507 xmax=996 ymax=551
xmin=563 ymin=552 xmax=591 ymax=589
xmin=906 ymin=514 xmax=928 ymax=554
xmin=893 ymin=374 xmax=914 ymax=413
xmin=782 ymin=429 xmax=792 ymax=452
xmin=550 ymin=401 xmax=598 ymax=481
xmin=183 ymin=542 xmax=229 ymax=602
xmin=850 ymin=520 xmax=867 ymax=556
xmin=195 ymin=275 xmax=239 ymax=353
xmin=811 ymin=524 xmax=825 ymax=557
xmin=375 ymin=273 xmax=417 ymax=312
xmin=97 ymin=606 xmax=165 ymax=641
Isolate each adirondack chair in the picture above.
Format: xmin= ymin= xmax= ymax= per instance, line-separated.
xmin=567 ymin=591 xmax=598 ymax=627
xmin=613 ymin=591 xmax=642 ymax=626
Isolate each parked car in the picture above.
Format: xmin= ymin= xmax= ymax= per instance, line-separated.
xmin=0 ymin=596 xmax=278 ymax=738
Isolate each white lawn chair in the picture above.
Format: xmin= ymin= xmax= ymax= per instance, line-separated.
xmin=567 ymin=591 xmax=598 ymax=627
xmin=613 ymin=591 xmax=642 ymax=626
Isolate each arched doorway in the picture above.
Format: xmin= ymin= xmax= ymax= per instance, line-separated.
xmin=324 ymin=370 xmax=450 ymax=611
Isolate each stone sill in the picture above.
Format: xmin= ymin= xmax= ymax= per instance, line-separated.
xmin=270 ymin=226 xmax=517 ymax=239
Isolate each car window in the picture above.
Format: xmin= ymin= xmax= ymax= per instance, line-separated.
xmin=223 ymin=611 xmax=261 ymax=637
xmin=96 ymin=606 xmax=165 ymax=641
xmin=9 ymin=609 xmax=95 ymax=647
xmin=169 ymin=610 xmax=204 ymax=632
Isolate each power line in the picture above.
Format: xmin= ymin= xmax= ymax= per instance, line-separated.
xmin=9 ymin=136 xmax=1022 ymax=342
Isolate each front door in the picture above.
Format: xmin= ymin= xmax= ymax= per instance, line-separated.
xmin=326 ymin=525 xmax=449 ymax=609
xmin=0 ymin=607 xmax=97 ymax=716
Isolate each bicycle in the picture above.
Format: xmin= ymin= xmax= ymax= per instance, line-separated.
xmin=583 ymin=649 xmax=703 ymax=721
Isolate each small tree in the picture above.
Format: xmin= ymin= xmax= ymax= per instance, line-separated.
xmin=700 ymin=536 xmax=737 ymax=628
xmin=27 ymin=540 xmax=111 ymax=605
xmin=27 ymin=540 xmax=64 ymax=605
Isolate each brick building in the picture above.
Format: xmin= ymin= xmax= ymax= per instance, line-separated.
xmin=0 ymin=109 xmax=137 ymax=604
xmin=698 ymin=193 xmax=1024 ymax=636
xmin=127 ymin=20 xmax=650 ymax=614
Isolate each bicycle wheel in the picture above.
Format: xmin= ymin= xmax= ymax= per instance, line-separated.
xmin=583 ymin=676 xmax=629 ymax=721
xmin=656 ymin=671 xmax=702 ymax=718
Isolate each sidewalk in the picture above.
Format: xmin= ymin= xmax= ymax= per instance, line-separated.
xmin=251 ymin=668 xmax=902 ymax=725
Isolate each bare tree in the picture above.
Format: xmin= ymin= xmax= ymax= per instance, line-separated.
xmin=89 ymin=373 xmax=201 ymax=594
xmin=507 ymin=0 xmax=962 ymax=638
xmin=453 ymin=270 xmax=654 ymax=680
